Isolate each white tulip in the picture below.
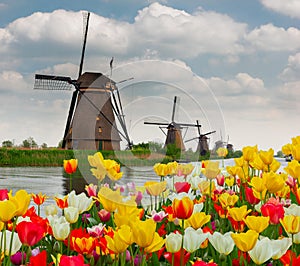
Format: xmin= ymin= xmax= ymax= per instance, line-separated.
xmin=165 ymin=232 xmax=183 ymax=253
xmin=51 ymin=220 xmax=70 ymax=241
xmin=0 ymin=230 xmax=22 ymax=255
xmin=248 ymin=238 xmax=273 ymax=265
xmin=67 ymin=190 xmax=93 ymax=214
xmin=183 ymin=227 xmax=209 ymax=253
xmin=284 ymin=204 xmax=300 ymax=216
xmin=44 ymin=204 xmax=58 ymax=216
xmin=64 ymin=206 xmax=79 ymax=224
xmin=208 ymin=231 xmax=235 ymax=255
xmin=270 ymin=237 xmax=292 ymax=260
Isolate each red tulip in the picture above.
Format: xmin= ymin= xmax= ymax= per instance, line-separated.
xmin=164 ymin=249 xmax=190 ymax=266
xmin=172 ymin=196 xmax=194 ymax=220
xmin=16 ymin=221 xmax=45 ymax=246
xmin=28 ymin=250 xmax=48 ymax=266
xmin=60 ymin=254 xmax=89 ymax=266
xmin=174 ymin=182 xmax=191 ymax=193
xmin=245 ymin=187 xmax=260 ymax=205
xmin=261 ymin=200 xmax=284 ymax=224
xmin=0 ymin=189 xmax=9 ymax=201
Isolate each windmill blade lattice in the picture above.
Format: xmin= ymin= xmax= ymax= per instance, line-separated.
xmin=34 ymin=74 xmax=73 ymax=91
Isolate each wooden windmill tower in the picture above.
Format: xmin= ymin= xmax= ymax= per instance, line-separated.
xmin=33 ymin=12 xmax=132 ymax=150
xmin=144 ymin=96 xmax=202 ymax=151
xmin=185 ymin=120 xmax=216 ymax=156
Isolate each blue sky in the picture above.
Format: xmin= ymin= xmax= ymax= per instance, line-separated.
xmin=0 ymin=0 xmax=299 ymax=152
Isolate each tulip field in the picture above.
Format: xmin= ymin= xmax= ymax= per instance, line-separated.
xmin=1 ymin=136 xmax=300 ymax=265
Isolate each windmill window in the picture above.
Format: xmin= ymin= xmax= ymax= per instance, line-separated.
xmin=98 ymin=127 xmax=102 ymax=133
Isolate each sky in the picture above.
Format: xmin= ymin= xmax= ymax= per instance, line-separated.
xmin=0 ymin=0 xmax=299 ymax=152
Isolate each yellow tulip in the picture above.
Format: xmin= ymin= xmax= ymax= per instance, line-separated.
xmin=228 ymin=205 xmax=251 ymax=222
xmin=88 ymin=151 xmax=105 ymax=167
xmin=250 ymin=154 xmax=265 ymax=171
xmin=167 ymin=161 xmax=178 ymax=176
xmin=276 ymin=184 xmax=290 ymax=198
xmin=144 ymin=181 xmax=167 ymax=196
xmin=231 ymin=230 xmax=259 ymax=252
xmin=217 ymin=147 xmax=228 ymax=157
xmin=105 ymin=225 xmax=132 ymax=254
xmin=242 ymin=145 xmax=258 ymax=162
xmin=8 ymin=190 xmax=31 ymax=217
xmin=285 ymin=160 xmax=300 ymax=181
xmin=280 ymin=215 xmax=300 ymax=235
xmin=186 ymin=212 xmax=211 ymax=229
xmin=234 ymin=156 xmax=245 ymax=167
xmin=225 ymin=176 xmax=235 ymax=187
xmin=263 ymin=171 xmax=285 ymax=194
xmin=114 ymin=201 xmax=141 ymax=227
xmin=269 ymin=159 xmax=281 ymax=173
xmin=153 ymin=163 xmax=169 ymax=177
xmin=88 ymin=152 xmax=107 ymax=181
xmin=177 ymin=163 xmax=194 ymax=176
xmin=131 ymin=219 xmax=156 ymax=248
xmin=237 ymin=165 xmax=249 ymax=182
xmin=259 ymin=148 xmax=274 ymax=166
xmin=117 ymin=224 xmax=133 ymax=245
xmin=292 ymin=144 xmax=300 ymax=162
xmin=97 ymin=187 xmax=122 ymax=213
xmin=114 ymin=212 xmax=140 ymax=228
xmin=0 ymin=200 xmax=17 ymax=222
xmin=292 ymin=136 xmax=300 ymax=145
xmin=282 ymin=143 xmax=293 ymax=156
xmin=226 ymin=165 xmax=240 ymax=177
xmin=203 ymin=161 xmax=220 ymax=180
xmin=104 ymin=159 xmax=123 ymax=181
xmin=244 ymin=216 xmax=270 ymax=233
xmin=248 ymin=176 xmax=267 ymax=200
xmin=219 ymin=193 xmax=239 ymax=209
xmin=144 ymin=232 xmax=165 ymax=253
xmin=198 ymin=180 xmax=215 ymax=195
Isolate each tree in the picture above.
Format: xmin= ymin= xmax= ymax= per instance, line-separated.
xmin=22 ymin=137 xmax=38 ymax=149
xmin=2 ymin=140 xmax=13 ymax=148
xmin=58 ymin=140 xmax=63 ymax=148
xmin=41 ymin=143 xmax=48 ymax=149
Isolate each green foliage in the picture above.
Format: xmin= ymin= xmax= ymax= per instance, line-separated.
xmin=165 ymin=144 xmax=181 ymax=160
xmin=22 ymin=137 xmax=38 ymax=148
xmin=0 ymin=148 xmax=74 ymax=166
xmin=2 ymin=140 xmax=13 ymax=148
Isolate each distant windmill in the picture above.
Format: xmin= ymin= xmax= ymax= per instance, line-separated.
xmin=33 ymin=12 xmax=132 ymax=150
xmin=144 ymin=96 xmax=202 ymax=151
xmin=185 ymin=120 xmax=216 ymax=156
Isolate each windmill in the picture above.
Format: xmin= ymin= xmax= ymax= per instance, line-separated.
xmin=184 ymin=120 xmax=216 ymax=156
xmin=33 ymin=12 xmax=132 ymax=150
xmin=144 ymin=96 xmax=202 ymax=151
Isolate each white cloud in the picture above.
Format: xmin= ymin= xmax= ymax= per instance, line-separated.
xmin=246 ymin=24 xmax=300 ymax=51
xmin=0 ymin=3 xmax=248 ymax=66
xmin=132 ymin=3 xmax=247 ymax=57
xmin=207 ymin=73 xmax=265 ymax=96
xmin=280 ymin=53 xmax=300 ymax=82
xmin=260 ymin=0 xmax=300 ymax=19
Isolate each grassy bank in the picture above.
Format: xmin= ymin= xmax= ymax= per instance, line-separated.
xmin=0 ymin=148 xmax=172 ymax=167
xmin=0 ymin=147 xmax=242 ymax=167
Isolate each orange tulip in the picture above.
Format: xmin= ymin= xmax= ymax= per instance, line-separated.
xmin=172 ymin=196 xmax=194 ymax=220
xmin=64 ymin=159 xmax=78 ymax=174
